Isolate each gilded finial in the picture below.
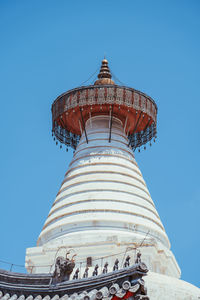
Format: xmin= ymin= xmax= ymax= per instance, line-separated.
xmin=94 ymin=58 xmax=115 ymax=85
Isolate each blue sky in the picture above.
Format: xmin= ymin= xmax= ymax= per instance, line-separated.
xmin=0 ymin=0 xmax=199 ymax=287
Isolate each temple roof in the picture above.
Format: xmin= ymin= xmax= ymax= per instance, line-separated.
xmin=0 ymin=262 xmax=149 ymax=300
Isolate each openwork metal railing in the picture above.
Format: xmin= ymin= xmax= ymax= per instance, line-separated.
xmin=0 ymin=242 xmax=154 ymax=276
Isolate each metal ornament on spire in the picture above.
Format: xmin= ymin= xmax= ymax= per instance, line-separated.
xmin=94 ymin=59 xmax=115 ymax=85
xmin=51 ymin=58 xmax=157 ymax=151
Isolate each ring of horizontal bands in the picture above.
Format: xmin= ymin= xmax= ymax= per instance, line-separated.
xmin=65 ymin=161 xmax=142 ymax=178
xmin=74 ymin=144 xmax=134 ymax=159
xmin=61 ymin=170 xmax=146 ymax=190
xmin=57 ymin=179 xmax=151 ymax=198
xmin=69 ymin=153 xmax=138 ymax=169
xmin=48 ymin=199 xmax=160 ymax=220
xmin=53 ymin=188 xmax=155 ymax=209
xmin=42 ymin=209 xmax=164 ymax=231
xmin=38 ymin=221 xmax=168 ymax=248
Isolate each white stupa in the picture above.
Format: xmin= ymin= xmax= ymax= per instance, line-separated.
xmin=26 ymin=59 xmax=200 ymax=299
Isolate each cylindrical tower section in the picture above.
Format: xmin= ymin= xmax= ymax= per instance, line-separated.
xmin=38 ymin=115 xmax=169 ymax=249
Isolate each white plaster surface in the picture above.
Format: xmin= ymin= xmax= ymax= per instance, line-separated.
xmin=146 ymin=272 xmax=200 ymax=300
xmin=25 ymin=115 xmax=200 ymax=298
xmin=37 ymin=116 xmax=169 ymax=250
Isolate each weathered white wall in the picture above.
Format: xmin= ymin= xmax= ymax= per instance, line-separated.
xmin=25 ymin=115 xmax=200 ymax=298
xmin=146 ymin=272 xmax=200 ymax=300
xmin=38 ymin=116 xmax=170 ymax=248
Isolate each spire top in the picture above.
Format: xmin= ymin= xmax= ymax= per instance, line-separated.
xmin=94 ymin=58 xmax=115 ymax=85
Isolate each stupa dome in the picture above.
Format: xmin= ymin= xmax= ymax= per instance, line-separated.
xmin=23 ymin=59 xmax=200 ymax=299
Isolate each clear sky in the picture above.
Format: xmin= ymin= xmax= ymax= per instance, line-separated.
xmin=0 ymin=0 xmax=199 ymax=287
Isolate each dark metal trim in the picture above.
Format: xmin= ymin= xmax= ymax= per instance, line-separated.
xmin=80 ymin=108 xmax=88 ymax=144
xmin=128 ymin=111 xmax=142 ymax=146
xmin=108 ymin=105 xmax=114 ymax=143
